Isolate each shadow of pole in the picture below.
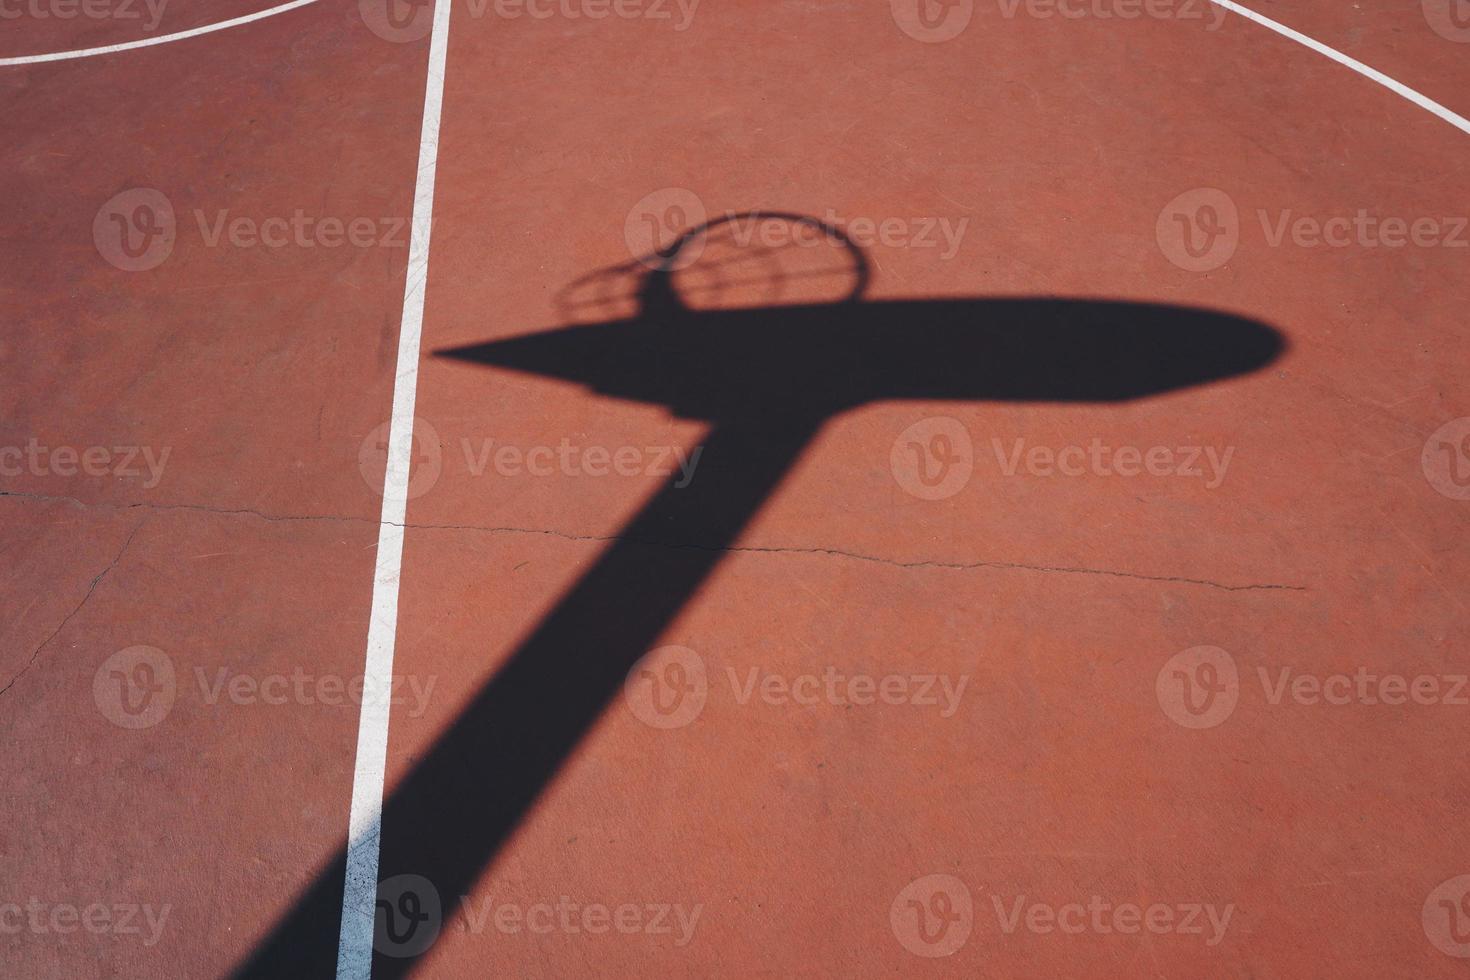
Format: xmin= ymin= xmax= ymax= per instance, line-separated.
xmin=230 ymin=213 xmax=1285 ymax=979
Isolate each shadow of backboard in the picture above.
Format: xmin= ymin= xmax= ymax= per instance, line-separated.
xmin=232 ymin=212 xmax=1284 ymax=979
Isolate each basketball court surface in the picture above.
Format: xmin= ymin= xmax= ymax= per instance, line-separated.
xmin=3 ymin=0 xmax=1469 ymax=976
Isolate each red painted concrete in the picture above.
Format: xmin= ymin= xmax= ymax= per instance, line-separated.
xmin=3 ymin=1 xmax=1469 ymax=977
xmin=2 ymin=3 xmax=428 ymax=976
xmin=1 ymin=500 xmax=378 ymax=978
xmin=1218 ymin=0 xmax=1470 ymax=119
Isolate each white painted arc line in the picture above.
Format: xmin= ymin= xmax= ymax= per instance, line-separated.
xmin=334 ymin=0 xmax=454 ymax=976
xmin=2 ymin=0 xmax=1460 ymax=144
xmin=0 ymin=0 xmax=322 ymax=66
xmin=1206 ymin=0 xmax=1470 ymax=137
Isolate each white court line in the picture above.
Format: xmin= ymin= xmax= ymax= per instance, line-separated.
xmin=1206 ymin=0 xmax=1470 ymax=137
xmin=335 ymin=0 xmax=453 ymax=975
xmin=0 ymin=0 xmax=321 ymax=66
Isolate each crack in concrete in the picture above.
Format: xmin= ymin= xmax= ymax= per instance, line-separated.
xmin=403 ymin=521 xmax=1305 ymax=592
xmin=0 ymin=489 xmax=1306 ymax=593
xmin=0 ymin=489 xmax=346 ymax=526
xmin=0 ymin=519 xmax=145 ymax=698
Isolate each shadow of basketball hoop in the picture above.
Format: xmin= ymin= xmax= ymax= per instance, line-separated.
xmin=232 ymin=211 xmax=1285 ymax=979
